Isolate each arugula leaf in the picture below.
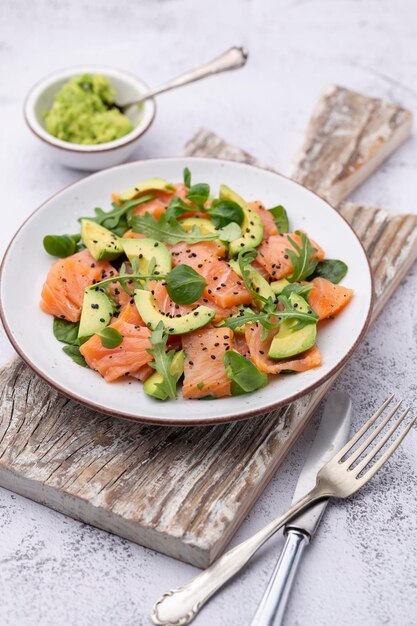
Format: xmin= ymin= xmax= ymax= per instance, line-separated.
xmin=165 ymin=265 xmax=206 ymax=305
xmin=53 ymin=318 xmax=80 ymax=345
xmin=269 ymin=205 xmax=289 ymax=233
xmin=62 ymin=344 xmax=88 ymax=368
xmin=276 ymin=294 xmax=318 ymax=330
xmin=281 ymin=282 xmax=313 ymax=302
xmin=285 ymin=232 xmax=319 ymax=282
xmin=43 ymin=234 xmax=81 ymax=258
xmin=130 ymin=212 xmax=219 ymax=246
xmin=147 ymin=322 xmax=179 ymax=400
xmin=183 ymin=167 xmax=191 ymax=188
xmin=84 ymin=194 xmax=155 ymax=233
xmin=186 ymin=182 xmax=210 ymax=207
xmin=224 ymin=350 xmax=268 ymax=395
xmin=223 ymin=307 xmax=277 ymax=332
xmin=206 ymin=200 xmax=244 ymax=228
xmin=237 ymin=249 xmax=268 ymax=303
xmin=165 ymin=196 xmax=190 ymax=220
xmin=223 ymin=291 xmax=317 ymax=334
xmin=97 ymin=327 xmax=123 ymax=348
xmin=94 ymin=268 xmax=164 ymax=295
xmin=310 ymin=259 xmax=348 ymax=284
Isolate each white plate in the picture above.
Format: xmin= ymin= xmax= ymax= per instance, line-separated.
xmin=0 ymin=158 xmax=373 ymax=425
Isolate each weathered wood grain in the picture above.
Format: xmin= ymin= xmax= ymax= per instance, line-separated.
xmin=289 ymin=85 xmax=412 ymax=205
xmin=0 ymin=106 xmax=415 ymax=567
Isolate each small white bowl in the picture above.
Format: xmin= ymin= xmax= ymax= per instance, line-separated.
xmin=24 ymin=65 xmax=156 ymax=171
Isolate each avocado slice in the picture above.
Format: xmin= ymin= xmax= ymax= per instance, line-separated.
xmin=120 ymin=238 xmax=171 ymax=274
xmin=268 ymin=292 xmax=317 ymax=360
xmin=180 ymin=217 xmax=216 ymax=234
xmin=78 ymin=287 xmax=115 ymax=343
xmin=219 ymin=185 xmax=263 ymax=256
xmin=180 ymin=217 xmax=227 ymax=253
xmin=143 ymin=350 xmax=185 ymax=400
xmin=81 ymin=219 xmax=123 ymax=261
xmin=134 ymin=289 xmax=215 ymax=335
xmin=119 ymin=178 xmax=175 ymax=203
xmin=270 ymin=278 xmax=290 ymax=295
xmin=229 ymin=258 xmax=275 ymax=302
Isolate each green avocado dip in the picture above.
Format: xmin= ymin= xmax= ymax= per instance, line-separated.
xmin=44 ymin=73 xmax=134 ymax=145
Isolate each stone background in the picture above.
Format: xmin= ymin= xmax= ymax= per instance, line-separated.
xmin=0 ymin=1 xmax=416 ymax=624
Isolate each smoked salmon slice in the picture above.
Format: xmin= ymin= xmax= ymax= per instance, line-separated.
xmin=308 ymin=277 xmax=354 ymax=320
xmin=245 ymin=323 xmax=321 ymax=374
xmin=115 ymin=302 xmax=144 ymax=325
xmin=256 ymin=233 xmax=325 ymax=280
xmin=171 ymin=242 xmax=252 ymax=309
xmin=40 ymin=249 xmax=116 ymax=322
xmin=80 ymin=312 xmax=152 ymax=382
xmin=233 ymin=333 xmax=251 ymax=359
xmin=182 ymin=327 xmax=233 ymax=398
xmin=250 ymin=201 xmax=279 ymax=238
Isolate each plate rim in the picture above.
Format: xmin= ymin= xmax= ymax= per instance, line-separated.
xmin=0 ymin=156 xmax=375 ymax=426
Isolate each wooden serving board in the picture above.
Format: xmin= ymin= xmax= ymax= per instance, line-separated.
xmin=0 ymin=87 xmax=415 ymax=568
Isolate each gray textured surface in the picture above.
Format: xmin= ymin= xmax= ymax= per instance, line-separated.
xmin=0 ymin=1 xmax=417 ymax=625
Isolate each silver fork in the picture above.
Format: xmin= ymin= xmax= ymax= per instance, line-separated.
xmin=152 ymin=396 xmax=415 ymax=626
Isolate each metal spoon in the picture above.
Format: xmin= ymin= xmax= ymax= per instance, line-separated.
xmin=114 ymin=46 xmax=248 ymax=112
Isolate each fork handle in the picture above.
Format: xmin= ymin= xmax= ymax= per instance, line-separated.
xmin=250 ymin=529 xmax=309 ymax=626
xmin=151 ymin=488 xmax=321 ymax=626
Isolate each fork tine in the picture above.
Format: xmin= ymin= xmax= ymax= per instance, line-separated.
xmin=343 ymin=400 xmax=403 ymax=466
xmin=353 ymin=408 xmax=410 ymax=475
xmin=335 ymin=394 xmax=394 ymax=461
xmin=356 ymin=414 xmax=416 ymax=486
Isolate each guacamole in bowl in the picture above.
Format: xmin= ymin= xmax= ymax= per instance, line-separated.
xmin=44 ymin=73 xmax=134 ymax=145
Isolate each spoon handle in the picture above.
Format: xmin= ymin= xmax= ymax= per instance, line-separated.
xmin=124 ymin=46 xmax=248 ymax=108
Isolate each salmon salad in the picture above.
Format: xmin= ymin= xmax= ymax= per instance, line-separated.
xmin=40 ymin=169 xmax=354 ymax=400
